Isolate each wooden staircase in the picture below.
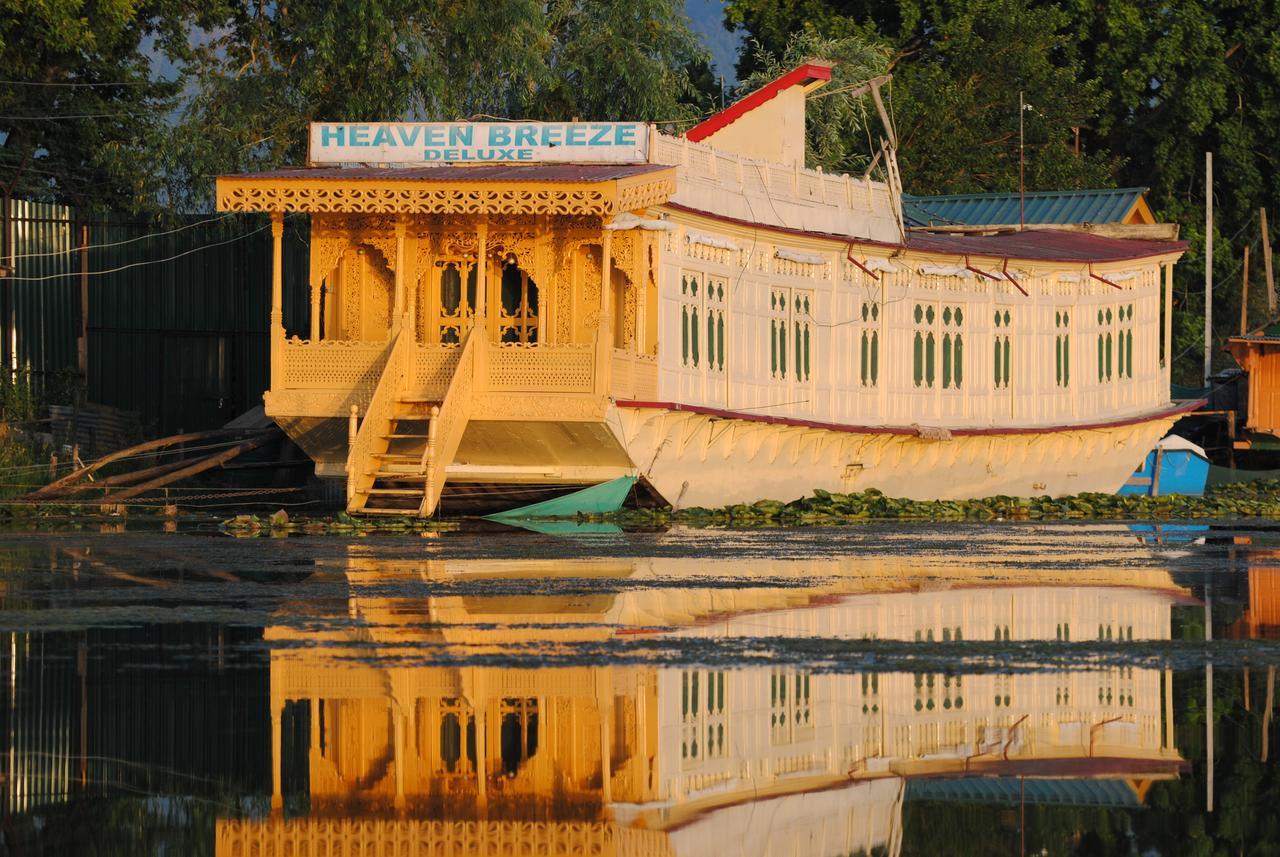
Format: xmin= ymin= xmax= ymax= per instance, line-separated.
xmin=357 ymin=404 xmax=437 ymax=515
xmin=346 ymin=329 xmax=478 ymax=518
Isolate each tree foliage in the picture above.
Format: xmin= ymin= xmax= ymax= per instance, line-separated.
xmin=724 ymin=0 xmax=1280 ymax=384
xmin=736 ymin=32 xmax=890 ymax=176
xmin=0 ymin=0 xmax=203 ymax=211
xmin=164 ymin=0 xmax=708 ymax=210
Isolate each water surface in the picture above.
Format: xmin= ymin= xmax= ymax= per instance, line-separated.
xmin=1 ymin=522 xmax=1277 ymax=855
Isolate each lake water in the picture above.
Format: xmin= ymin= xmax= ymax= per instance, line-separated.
xmin=1 ymin=521 xmax=1278 ymax=855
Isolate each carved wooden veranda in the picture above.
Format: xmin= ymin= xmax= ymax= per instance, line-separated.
xmin=215 ymin=165 xmax=676 ymax=515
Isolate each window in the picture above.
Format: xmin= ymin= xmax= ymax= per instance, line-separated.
xmin=770 ymin=288 xmax=812 ymax=382
xmin=706 ymin=278 xmax=726 ymax=372
xmin=769 ymin=288 xmax=788 ymax=379
xmin=941 ymin=305 xmax=963 ymax=389
xmin=1054 ymin=311 xmax=1070 ymax=387
xmin=993 ymin=309 xmax=1011 ymax=388
xmin=1118 ymin=303 xmax=1134 ymax=379
xmin=913 ymin=303 xmax=936 ymax=388
xmin=681 ymin=274 xmax=700 ymax=367
xmin=859 ymin=301 xmax=880 ymax=387
xmin=682 ymin=670 xmax=727 ymax=764
xmin=770 ymin=670 xmax=812 ymax=744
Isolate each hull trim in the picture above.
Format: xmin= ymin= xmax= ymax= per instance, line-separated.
xmin=613 ymin=399 xmax=1205 ymax=438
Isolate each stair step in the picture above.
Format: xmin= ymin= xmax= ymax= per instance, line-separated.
xmin=399 ymin=397 xmax=440 ymax=405
xmin=372 ymin=452 xmax=419 ymax=460
xmin=358 ymin=506 xmax=423 ymax=516
xmin=384 ymin=433 xmax=427 ymax=440
xmin=367 ymin=488 xmax=424 ymax=496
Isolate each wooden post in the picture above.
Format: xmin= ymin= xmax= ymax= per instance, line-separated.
xmin=596 ymin=230 xmax=614 ymax=396
xmin=1205 ymin=152 xmax=1214 ymax=386
xmin=270 ymin=212 xmax=285 ymax=387
xmin=1264 ymin=665 xmax=1275 ymax=763
xmin=78 ymin=222 xmax=88 ymax=381
xmin=1241 ymin=244 xmax=1251 ymax=335
xmin=1205 ymin=582 xmax=1214 ymax=813
xmin=392 ymin=220 xmax=406 ymax=335
xmin=474 ymin=221 xmax=488 ymax=337
xmin=1264 ymin=208 xmax=1276 ymax=319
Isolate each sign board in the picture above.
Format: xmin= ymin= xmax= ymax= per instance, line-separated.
xmin=309 ymin=122 xmax=649 ymax=165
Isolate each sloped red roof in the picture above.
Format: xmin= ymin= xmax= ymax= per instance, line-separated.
xmin=685 ymin=62 xmax=834 ymax=143
xmin=905 ymin=229 xmax=1188 ymax=263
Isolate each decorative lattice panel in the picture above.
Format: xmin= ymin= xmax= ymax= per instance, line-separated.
xmin=486 ymin=346 xmax=595 ymax=393
xmin=280 ymin=340 xmax=389 ymax=390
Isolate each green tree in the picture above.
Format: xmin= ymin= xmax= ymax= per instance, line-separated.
xmin=726 ymin=0 xmax=1118 ymax=195
xmin=735 ymin=32 xmax=891 ymax=175
xmin=168 ymin=0 xmax=709 ymax=210
xmin=0 ymin=0 xmax=203 ymax=212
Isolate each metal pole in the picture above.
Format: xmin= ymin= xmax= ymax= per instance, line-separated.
xmin=1019 ymin=92 xmax=1026 ymax=231
xmin=1205 ymin=152 xmax=1214 ymax=386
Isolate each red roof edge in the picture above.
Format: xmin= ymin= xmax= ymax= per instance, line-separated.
xmin=685 ymin=62 xmax=834 ymax=143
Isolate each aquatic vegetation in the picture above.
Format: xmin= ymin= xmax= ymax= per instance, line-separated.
xmin=604 ymin=481 xmax=1280 ymax=527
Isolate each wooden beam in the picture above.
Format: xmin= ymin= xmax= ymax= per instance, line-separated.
xmin=1263 ymin=208 xmax=1276 ymax=319
xmin=27 ymin=428 xmax=274 ymax=499
xmin=109 ymin=432 xmax=280 ymax=501
xmin=1242 ymin=244 xmax=1251 ymax=335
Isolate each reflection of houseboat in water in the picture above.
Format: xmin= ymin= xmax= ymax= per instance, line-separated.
xmin=216 ymin=63 xmax=1192 ymax=517
xmin=216 ymin=553 xmax=1191 ymax=856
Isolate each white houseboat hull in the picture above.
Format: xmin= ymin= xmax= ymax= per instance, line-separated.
xmin=608 ymin=402 xmax=1195 ymax=507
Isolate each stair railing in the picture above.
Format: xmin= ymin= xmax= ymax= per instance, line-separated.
xmin=419 ymin=328 xmax=481 ymax=516
xmin=346 ymin=328 xmax=415 ymax=509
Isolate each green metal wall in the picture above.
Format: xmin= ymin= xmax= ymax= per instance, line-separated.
xmin=3 ymin=200 xmax=309 ymax=435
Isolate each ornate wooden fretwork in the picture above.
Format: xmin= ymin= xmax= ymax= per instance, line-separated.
xmin=216 ymin=172 xmax=677 ymax=216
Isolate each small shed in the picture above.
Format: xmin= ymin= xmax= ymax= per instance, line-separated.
xmin=1228 ymin=330 xmax=1280 ymax=438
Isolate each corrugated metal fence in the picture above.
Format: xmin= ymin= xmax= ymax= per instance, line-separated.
xmin=2 ymin=199 xmax=308 ymax=436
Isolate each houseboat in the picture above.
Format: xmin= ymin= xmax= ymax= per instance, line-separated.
xmin=215 ymin=62 xmax=1193 ymax=516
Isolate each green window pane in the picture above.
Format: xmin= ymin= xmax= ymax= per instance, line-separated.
xmin=942 ymin=332 xmax=952 ymax=388
xmin=691 ymin=308 xmax=700 ymax=367
xmin=925 ymin=332 xmax=936 ymax=387
xmin=1105 ymin=332 xmax=1112 ymax=380
xmin=779 ymin=326 xmax=787 ymax=377
xmin=994 ymin=310 xmax=1001 ymax=327
xmin=1097 ymin=335 xmax=1104 ymax=382
xmin=943 ymin=307 xmax=952 ymax=326
xmin=1003 ymin=338 xmax=1011 ymax=386
xmin=681 ymin=275 xmax=687 ymax=295
xmin=994 ymin=337 xmax=1002 ymax=387
xmin=860 ymin=332 xmax=869 ymax=385
xmin=915 ymin=304 xmax=923 ymax=324
xmin=1056 ymin=336 xmax=1062 ymax=385
xmin=954 ymin=307 xmax=963 ymax=325
xmin=707 ymin=312 xmax=715 ymax=368
xmin=870 ymin=332 xmax=879 ymax=385
xmin=955 ymin=335 xmax=963 ymax=388
xmin=862 ymin=303 xmax=869 ymax=322
xmin=795 ymin=322 xmax=803 ymax=381
xmin=803 ymin=325 xmax=811 ymax=380
xmin=717 ymin=314 xmax=725 ymax=370
xmin=770 ymin=320 xmax=777 ymax=376
xmin=1003 ymin=310 xmax=1010 ymax=327
xmin=914 ymin=332 xmax=924 ymax=387
xmin=872 ymin=303 xmax=879 ymax=321
xmin=1064 ymin=337 xmax=1070 ymax=386
xmin=926 ymin=305 xmax=936 ymax=325
xmin=681 ymin=307 xmax=689 ymax=365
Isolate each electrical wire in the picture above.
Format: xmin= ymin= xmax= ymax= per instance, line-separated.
xmin=4 ymin=224 xmax=269 ymax=281
xmin=8 ymin=213 xmax=239 ymax=261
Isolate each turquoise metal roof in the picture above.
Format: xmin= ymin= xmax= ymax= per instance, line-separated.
xmin=906 ymin=777 xmax=1143 ymax=808
xmin=904 ymin=188 xmax=1148 ymax=228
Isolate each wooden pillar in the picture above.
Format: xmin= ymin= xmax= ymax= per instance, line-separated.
xmin=270 ymin=213 xmax=285 ymax=385
xmin=474 ymin=220 xmax=488 ymax=336
xmin=475 ymin=707 xmax=488 ymax=808
xmin=393 ymin=704 xmax=406 ymax=810
xmin=270 ymin=699 xmax=283 ymax=810
xmin=392 ymin=220 xmax=407 ymax=336
xmin=596 ymin=230 xmax=614 ymax=396
xmin=1163 ymin=263 xmax=1174 ymax=373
